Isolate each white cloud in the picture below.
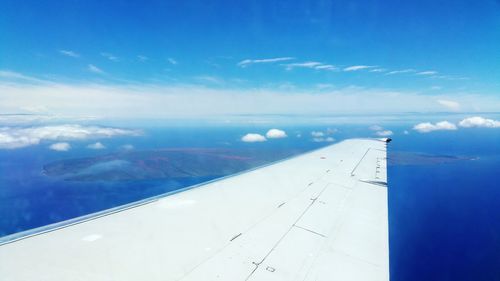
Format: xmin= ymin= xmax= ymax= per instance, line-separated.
xmin=238 ymin=57 xmax=294 ymax=67
xmin=375 ymin=130 xmax=393 ymax=137
xmin=343 ymin=65 xmax=374 ymax=72
xmin=196 ymin=75 xmax=223 ymax=84
xmin=417 ymin=71 xmax=437 ymax=76
xmin=49 ymin=142 xmax=71 ymax=151
xmin=87 ymin=142 xmax=106 ymax=149
xmin=315 ymin=83 xmax=335 ymax=89
xmin=370 ymin=68 xmax=386 ymax=73
xmin=266 ymin=129 xmax=287 ymax=139
xmin=310 ymin=128 xmax=337 ymax=140
xmin=101 ymin=52 xmax=119 ymax=62
xmin=0 ymin=70 xmax=48 ymax=84
xmin=403 ymin=130 xmax=409 ymax=135
xmin=1 ymin=74 xmax=499 ymax=118
xmin=413 ymin=121 xmax=457 ymax=133
xmin=0 ymin=125 xmax=140 ymax=149
xmin=137 ymin=55 xmax=148 ymax=62
xmin=121 ymin=144 xmax=134 ymax=150
xmin=386 ymin=69 xmax=416 ymax=75
xmin=88 ymin=64 xmax=104 ymax=74
xmin=370 ymin=125 xmax=392 ymax=136
xmin=432 ymin=75 xmax=469 ymax=81
xmin=241 ymin=133 xmax=267 ymax=142
xmin=313 ymin=137 xmax=335 ymax=142
xmin=311 ymin=131 xmax=325 ymax=137
xmin=369 ymin=125 xmax=384 ymax=131
xmin=59 ymin=50 xmax=80 ymax=58
xmin=326 ymin=128 xmax=337 ymax=135
xmin=284 ymin=62 xmax=336 ymax=71
xmin=458 ymin=116 xmax=500 ymax=128
xmin=167 ymin=58 xmax=178 ymax=65
xmin=314 ymin=64 xmax=336 ymax=70
xmin=437 ymin=99 xmax=461 ymax=111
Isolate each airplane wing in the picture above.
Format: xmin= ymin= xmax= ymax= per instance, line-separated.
xmin=0 ymin=138 xmax=390 ymax=281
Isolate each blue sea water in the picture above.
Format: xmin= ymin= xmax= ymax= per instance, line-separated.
xmin=0 ymin=123 xmax=499 ymax=280
xmin=388 ymin=128 xmax=500 ymax=281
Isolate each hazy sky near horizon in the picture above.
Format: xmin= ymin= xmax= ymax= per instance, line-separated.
xmin=1 ymin=0 xmax=500 ymax=118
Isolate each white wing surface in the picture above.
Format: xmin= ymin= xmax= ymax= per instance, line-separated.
xmin=0 ymin=138 xmax=389 ymax=281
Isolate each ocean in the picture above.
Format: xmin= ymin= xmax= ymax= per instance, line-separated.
xmin=0 ymin=122 xmax=498 ymax=280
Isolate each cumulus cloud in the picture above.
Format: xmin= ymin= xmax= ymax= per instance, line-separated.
xmin=59 ymin=50 xmax=80 ymax=58
xmin=458 ymin=116 xmax=500 ymax=128
xmin=266 ymin=129 xmax=287 ymax=139
xmin=238 ymin=57 xmax=294 ymax=68
xmin=413 ymin=121 xmax=457 ymax=133
xmin=241 ymin=133 xmax=267 ymax=142
xmin=437 ymin=99 xmax=461 ymax=111
xmin=343 ymin=65 xmax=374 ymax=72
xmin=311 ymin=131 xmax=325 ymax=137
xmin=49 ymin=142 xmax=71 ymax=151
xmin=0 ymin=125 xmax=140 ymax=149
xmin=87 ymin=142 xmax=106 ymax=149
xmin=88 ymin=64 xmax=104 ymax=74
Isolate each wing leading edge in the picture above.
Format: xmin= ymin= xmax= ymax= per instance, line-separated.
xmin=0 ymin=138 xmax=389 ymax=281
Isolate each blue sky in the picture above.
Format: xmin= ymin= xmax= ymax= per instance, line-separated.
xmin=1 ymin=0 xmax=499 ymax=118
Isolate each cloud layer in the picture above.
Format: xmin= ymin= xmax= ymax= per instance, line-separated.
xmin=1 ymin=76 xmax=499 ymax=118
xmin=0 ymin=125 xmax=140 ymax=149
xmin=437 ymin=100 xmax=461 ymax=111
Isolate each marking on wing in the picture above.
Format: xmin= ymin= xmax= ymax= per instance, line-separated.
xmin=230 ymin=233 xmax=243 ymax=242
xmin=245 ymin=184 xmax=331 ymax=280
xmin=350 ymin=148 xmax=371 ymax=177
xmin=293 ymin=225 xmax=327 ymax=238
xmin=176 ymin=168 xmax=332 ymax=280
